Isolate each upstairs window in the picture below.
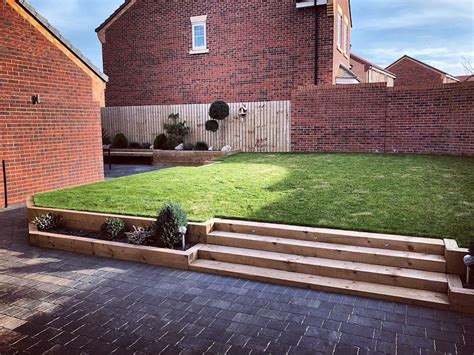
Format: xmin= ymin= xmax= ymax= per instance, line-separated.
xmin=190 ymin=15 xmax=208 ymax=54
xmin=344 ymin=17 xmax=350 ymax=55
xmin=337 ymin=12 xmax=343 ymax=49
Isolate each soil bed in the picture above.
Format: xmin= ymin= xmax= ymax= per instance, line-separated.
xmin=49 ymin=228 xmax=197 ymax=251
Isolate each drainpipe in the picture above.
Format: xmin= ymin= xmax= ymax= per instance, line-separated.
xmin=314 ymin=3 xmax=319 ymax=85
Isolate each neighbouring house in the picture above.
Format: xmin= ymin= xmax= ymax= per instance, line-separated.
xmin=0 ymin=0 xmax=107 ymax=206
xmin=456 ymin=74 xmax=474 ymax=82
xmin=349 ymin=53 xmax=396 ymax=87
xmin=386 ymin=55 xmax=460 ymax=86
xmin=97 ymin=0 xmax=353 ymax=106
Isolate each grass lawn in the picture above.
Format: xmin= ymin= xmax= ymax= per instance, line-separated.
xmin=35 ymin=153 xmax=474 ymax=246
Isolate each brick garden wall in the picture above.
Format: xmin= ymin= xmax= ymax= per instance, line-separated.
xmin=0 ymin=3 xmax=104 ymax=206
xmin=101 ymin=2 xmax=334 ymax=106
xmin=291 ymin=82 xmax=474 ymax=156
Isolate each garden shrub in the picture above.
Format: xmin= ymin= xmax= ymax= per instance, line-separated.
xmin=164 ymin=113 xmax=190 ymax=145
xmin=126 ymin=226 xmax=154 ymax=246
xmin=194 ymin=141 xmax=209 ymax=151
xmin=183 ymin=143 xmax=195 ymax=151
xmin=141 ymin=142 xmax=152 ymax=149
xmin=129 ymin=142 xmax=141 ymax=149
xmin=112 ymin=133 xmax=128 ymax=149
xmin=205 ymin=120 xmax=219 ymax=132
xmin=166 ymin=136 xmax=180 ymax=150
xmin=100 ymin=218 xmax=125 ymax=241
xmin=469 ymin=239 xmax=474 ymax=256
xmin=209 ymin=101 xmax=230 ymax=121
xmin=154 ymin=203 xmax=188 ymax=249
xmin=154 ymin=134 xmax=168 ymax=149
xmin=33 ymin=213 xmax=61 ymax=232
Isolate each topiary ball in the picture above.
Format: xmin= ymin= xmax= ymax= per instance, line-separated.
xmin=154 ymin=134 xmax=168 ymax=150
xmin=112 ymin=133 xmax=128 ymax=149
xmin=205 ymin=120 xmax=219 ymax=132
xmin=194 ymin=141 xmax=209 ymax=151
xmin=209 ymin=100 xmax=230 ymax=121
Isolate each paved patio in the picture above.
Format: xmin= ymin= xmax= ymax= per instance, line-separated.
xmin=104 ymin=164 xmax=170 ymax=179
xmin=0 ymin=207 xmax=473 ymax=355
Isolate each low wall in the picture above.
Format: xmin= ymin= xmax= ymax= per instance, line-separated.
xmin=291 ymin=82 xmax=474 ymax=155
xmin=102 ymin=101 xmax=291 ymax=153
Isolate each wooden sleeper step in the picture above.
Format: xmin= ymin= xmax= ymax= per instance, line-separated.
xmin=207 ymin=231 xmax=446 ymax=272
xmin=190 ymin=259 xmax=450 ymax=310
xmin=213 ymin=219 xmax=445 ymax=255
xmin=197 ymin=245 xmax=448 ymax=293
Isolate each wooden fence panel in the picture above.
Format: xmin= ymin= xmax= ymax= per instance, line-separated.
xmin=101 ymin=101 xmax=291 ymax=152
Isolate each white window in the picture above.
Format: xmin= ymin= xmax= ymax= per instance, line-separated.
xmin=337 ymin=13 xmax=342 ymax=49
xmin=375 ymin=72 xmax=380 ymax=82
xmin=190 ymin=15 xmax=208 ymax=54
xmin=343 ymin=21 xmax=348 ymax=54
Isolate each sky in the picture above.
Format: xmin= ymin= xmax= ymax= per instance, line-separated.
xmin=27 ymin=0 xmax=474 ymax=76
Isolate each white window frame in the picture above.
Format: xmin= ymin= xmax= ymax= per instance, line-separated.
xmin=343 ymin=20 xmax=348 ymax=55
xmin=190 ymin=15 xmax=209 ymax=54
xmin=337 ymin=12 xmax=342 ymax=50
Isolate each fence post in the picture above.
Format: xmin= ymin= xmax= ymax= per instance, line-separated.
xmin=2 ymin=160 xmax=7 ymax=208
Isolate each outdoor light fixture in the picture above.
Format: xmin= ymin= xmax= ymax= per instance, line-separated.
xmin=32 ymin=94 xmax=40 ymax=105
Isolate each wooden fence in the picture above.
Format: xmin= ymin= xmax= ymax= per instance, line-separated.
xmin=101 ymin=101 xmax=291 ymax=152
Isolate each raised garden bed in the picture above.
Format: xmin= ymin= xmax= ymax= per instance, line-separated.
xmin=103 ymin=149 xmax=240 ymax=166
xmin=27 ymin=197 xmax=210 ymax=270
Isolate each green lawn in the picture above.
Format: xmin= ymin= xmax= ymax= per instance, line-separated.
xmin=35 ymin=153 xmax=474 ymax=246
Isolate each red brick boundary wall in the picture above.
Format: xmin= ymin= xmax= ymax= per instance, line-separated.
xmin=0 ymin=3 xmax=104 ymax=207
xmin=291 ymin=82 xmax=474 ymax=156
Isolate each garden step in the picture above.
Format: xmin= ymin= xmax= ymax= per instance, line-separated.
xmin=197 ymin=245 xmax=448 ymax=293
xmin=207 ymin=231 xmax=446 ymax=272
xmin=189 ymin=259 xmax=450 ymax=310
xmin=213 ymin=219 xmax=445 ymax=255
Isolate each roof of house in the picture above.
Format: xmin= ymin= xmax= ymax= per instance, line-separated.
xmin=350 ymin=53 xmax=396 ymax=78
xmin=386 ymin=55 xmax=459 ymax=82
xmin=15 ymin=0 xmax=108 ymax=82
xmin=456 ymin=74 xmax=474 ymax=82
xmin=96 ymin=0 xmax=132 ymax=33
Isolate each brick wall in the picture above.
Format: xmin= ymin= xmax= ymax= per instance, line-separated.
xmin=291 ymin=82 xmax=474 ymax=155
xmin=389 ymin=58 xmax=444 ymax=86
xmin=101 ymin=2 xmax=334 ymax=106
xmin=0 ymin=2 xmax=104 ymax=206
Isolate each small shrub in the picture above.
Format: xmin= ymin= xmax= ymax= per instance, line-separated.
xmin=129 ymin=142 xmax=141 ymax=149
xmin=112 ymin=133 xmax=128 ymax=149
xmin=205 ymin=120 xmax=219 ymax=132
xmin=154 ymin=134 xmax=168 ymax=149
xmin=100 ymin=218 xmax=125 ymax=241
xmin=154 ymin=203 xmax=188 ymax=249
xmin=194 ymin=141 xmax=209 ymax=151
xmin=209 ymin=100 xmax=230 ymax=121
xmin=141 ymin=143 xmax=152 ymax=149
xmin=166 ymin=136 xmax=180 ymax=150
xmin=469 ymin=239 xmax=474 ymax=256
xmin=102 ymin=129 xmax=111 ymax=145
xmin=183 ymin=143 xmax=195 ymax=151
xmin=126 ymin=226 xmax=154 ymax=246
xmin=33 ymin=213 xmax=61 ymax=232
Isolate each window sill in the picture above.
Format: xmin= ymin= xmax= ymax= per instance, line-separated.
xmin=189 ymin=49 xmax=209 ymax=55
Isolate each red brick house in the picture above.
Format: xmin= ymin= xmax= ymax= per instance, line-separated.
xmin=386 ymin=55 xmax=459 ymax=86
xmin=97 ymin=0 xmax=353 ymax=106
xmin=0 ymin=0 xmax=107 ymax=207
xmin=350 ymin=53 xmax=396 ymax=87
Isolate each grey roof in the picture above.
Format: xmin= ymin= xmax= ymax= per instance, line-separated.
xmin=16 ymin=0 xmax=108 ymax=82
xmin=96 ymin=1 xmax=131 ymax=33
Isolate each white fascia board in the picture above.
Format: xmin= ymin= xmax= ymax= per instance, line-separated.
xmin=296 ymin=0 xmax=328 ymax=8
